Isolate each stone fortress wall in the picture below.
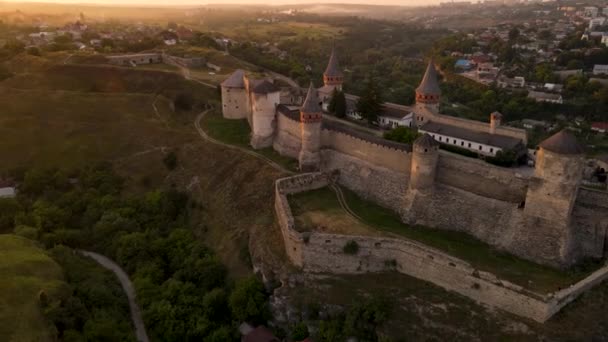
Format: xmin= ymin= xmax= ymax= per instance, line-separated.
xmin=273 ymin=112 xmax=302 ymax=159
xmin=274 ymin=172 xmax=608 ymax=323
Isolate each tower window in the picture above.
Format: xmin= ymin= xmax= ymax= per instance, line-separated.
xmin=453 ymin=139 xmax=456 ymax=144
xmin=479 ymin=145 xmax=483 ymax=151
xmin=490 ymin=148 xmax=494 ymax=153
xmin=468 ymin=143 xmax=471 ymax=147
xmin=461 ymin=141 xmax=464 ymax=146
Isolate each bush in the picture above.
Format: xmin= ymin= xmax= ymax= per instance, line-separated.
xmin=14 ymin=225 xmax=38 ymax=240
xmin=174 ymin=92 xmax=194 ymax=111
xmin=163 ymin=151 xmax=178 ymax=171
xmin=343 ymin=240 xmax=359 ymax=255
xmin=383 ymin=126 xmax=420 ymax=144
xmin=291 ymin=322 xmax=309 ymax=340
xmin=27 ymin=47 xmax=41 ymax=56
xmin=439 ymin=143 xmax=479 ymax=158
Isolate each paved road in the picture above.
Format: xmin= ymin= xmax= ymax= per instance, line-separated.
xmin=194 ymin=109 xmax=294 ymax=175
xmin=79 ymin=251 xmax=150 ymax=342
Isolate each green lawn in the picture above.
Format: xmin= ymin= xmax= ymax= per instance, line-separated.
xmin=289 ymin=186 xmax=596 ymax=293
xmin=200 ymin=110 xmax=298 ymax=172
xmin=0 ymin=235 xmax=65 ymax=342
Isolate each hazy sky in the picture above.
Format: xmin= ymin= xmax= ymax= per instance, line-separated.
xmin=1 ymin=0 xmax=437 ymax=6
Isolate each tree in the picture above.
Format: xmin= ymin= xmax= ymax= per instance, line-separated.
xmin=229 ymin=277 xmax=269 ymax=324
xmin=356 ymin=78 xmax=383 ymax=124
xmin=508 ymin=28 xmax=520 ymax=41
xmin=383 ymin=127 xmax=420 ymax=144
xmin=329 ymin=89 xmax=347 ymax=118
xmin=27 ymin=46 xmax=41 ymax=56
xmin=174 ymin=92 xmax=194 ymax=111
xmin=163 ymin=151 xmax=178 ymax=171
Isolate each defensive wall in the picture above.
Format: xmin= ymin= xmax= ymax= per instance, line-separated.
xmin=418 ymin=105 xmax=527 ymax=142
xmin=319 ymin=122 xmax=412 ymax=212
xmin=436 ymin=151 xmax=529 ymax=203
xmin=572 ymin=188 xmax=608 ymax=260
xmin=274 ymin=172 xmax=608 ymax=323
xmin=273 ymin=111 xmax=302 ymax=159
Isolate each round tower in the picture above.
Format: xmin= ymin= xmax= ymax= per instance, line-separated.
xmin=410 ymin=134 xmax=440 ymax=191
xmin=249 ymin=79 xmax=281 ymax=149
xmin=323 ymin=46 xmax=344 ymax=91
xmin=523 ymin=129 xmax=585 ymax=266
xmin=415 ymin=60 xmax=441 ymax=120
xmin=489 ymin=111 xmax=502 ymax=134
xmin=299 ymin=83 xmax=323 ymax=171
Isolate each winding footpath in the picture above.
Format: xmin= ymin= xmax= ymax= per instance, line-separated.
xmin=79 ymin=251 xmax=150 ymax=342
xmin=194 ymin=110 xmax=294 ymax=175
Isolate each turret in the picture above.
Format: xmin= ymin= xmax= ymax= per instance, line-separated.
xmin=249 ymin=79 xmax=281 ymax=149
xmin=323 ymin=46 xmax=344 ymax=91
xmin=490 ymin=111 xmax=502 ymax=135
xmin=523 ymin=129 xmax=585 ymax=266
xmin=299 ymin=83 xmax=323 ymax=171
xmin=410 ymin=134 xmax=439 ymax=192
xmin=220 ymin=69 xmax=248 ymax=119
xmin=415 ymin=60 xmax=441 ymax=120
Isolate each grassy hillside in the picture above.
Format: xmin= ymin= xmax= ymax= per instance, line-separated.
xmin=0 ymin=235 xmax=65 ymax=342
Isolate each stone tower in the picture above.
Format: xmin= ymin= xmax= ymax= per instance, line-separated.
xmin=523 ymin=130 xmax=585 ymax=266
xmin=323 ymin=46 xmax=344 ymax=91
xmin=299 ymin=83 xmax=323 ymax=172
xmin=415 ymin=60 xmax=441 ymax=124
xmin=489 ymin=111 xmax=502 ymax=135
xmin=249 ymin=80 xmax=281 ymax=149
xmin=220 ymin=69 xmax=248 ymax=119
xmin=410 ymin=134 xmax=440 ymax=192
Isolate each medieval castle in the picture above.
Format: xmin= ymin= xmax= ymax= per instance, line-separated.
xmin=220 ymin=47 xmax=608 ymax=269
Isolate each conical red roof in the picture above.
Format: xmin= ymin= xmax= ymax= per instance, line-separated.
xmin=324 ymin=46 xmax=343 ymax=78
xmin=416 ymin=60 xmax=441 ymax=96
xmin=539 ymin=129 xmax=584 ymax=155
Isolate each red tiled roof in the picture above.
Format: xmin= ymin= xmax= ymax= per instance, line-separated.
xmin=592 ymin=122 xmax=608 ymax=130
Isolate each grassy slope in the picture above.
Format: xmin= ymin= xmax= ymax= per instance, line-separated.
xmin=0 ymin=59 xmax=289 ymax=278
xmin=289 ymin=187 xmax=593 ymax=293
xmin=0 ymin=235 xmax=65 ymax=342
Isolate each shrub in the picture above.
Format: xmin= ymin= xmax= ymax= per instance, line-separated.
xmin=439 ymin=143 xmax=479 ymax=158
xmin=384 ymin=126 xmax=420 ymax=144
xmin=291 ymin=322 xmax=309 ymax=340
xmin=163 ymin=151 xmax=178 ymax=171
xmin=174 ymin=92 xmax=194 ymax=111
xmin=14 ymin=225 xmax=38 ymax=240
xmin=343 ymin=240 xmax=359 ymax=255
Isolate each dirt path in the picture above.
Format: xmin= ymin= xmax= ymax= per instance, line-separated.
xmin=79 ymin=251 xmax=150 ymax=342
xmin=194 ymin=109 xmax=294 ymax=175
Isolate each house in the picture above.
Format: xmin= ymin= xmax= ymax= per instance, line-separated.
xmin=554 ymin=69 xmax=582 ymax=80
xmin=498 ymin=76 xmax=525 ymax=88
xmin=602 ymin=34 xmax=608 ymax=47
xmin=378 ymin=107 xmax=414 ymax=128
xmin=584 ymin=6 xmax=599 ymax=18
xmin=522 ymin=119 xmax=550 ymax=130
xmin=544 ymin=83 xmax=563 ymax=92
xmin=239 ymin=324 xmax=279 ymax=342
xmin=0 ymin=187 xmax=16 ymax=198
xmin=592 ymin=122 xmax=608 ymax=133
xmin=593 ymin=64 xmax=608 ymax=75
xmin=454 ymin=59 xmax=474 ymax=71
xmin=528 ymin=90 xmax=563 ymax=104
xmin=418 ymin=118 xmax=523 ymax=157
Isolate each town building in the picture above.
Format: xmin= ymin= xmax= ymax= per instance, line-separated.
xmin=528 ymin=90 xmax=563 ymax=104
xmin=593 ymin=64 xmax=608 ymax=75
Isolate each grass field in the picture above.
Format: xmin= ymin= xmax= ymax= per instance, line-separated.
xmin=288 ymin=186 xmax=594 ymax=293
xmin=0 ymin=235 xmax=65 ymax=342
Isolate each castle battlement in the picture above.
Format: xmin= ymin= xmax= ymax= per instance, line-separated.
xmin=220 ymin=47 xmax=608 ymax=269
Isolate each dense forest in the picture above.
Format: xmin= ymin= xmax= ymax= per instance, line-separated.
xmin=0 ymin=163 xmax=269 ymax=341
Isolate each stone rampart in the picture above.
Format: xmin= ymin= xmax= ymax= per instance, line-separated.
xmin=571 ymin=188 xmax=608 ymax=260
xmin=320 ymin=149 xmax=409 ymax=213
xmin=273 ymin=112 xmax=301 ymax=159
xmin=273 ymin=173 xmax=608 ymax=323
xmin=321 ymin=126 xmax=411 ymax=173
xmin=436 ymin=151 xmax=529 ymax=203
